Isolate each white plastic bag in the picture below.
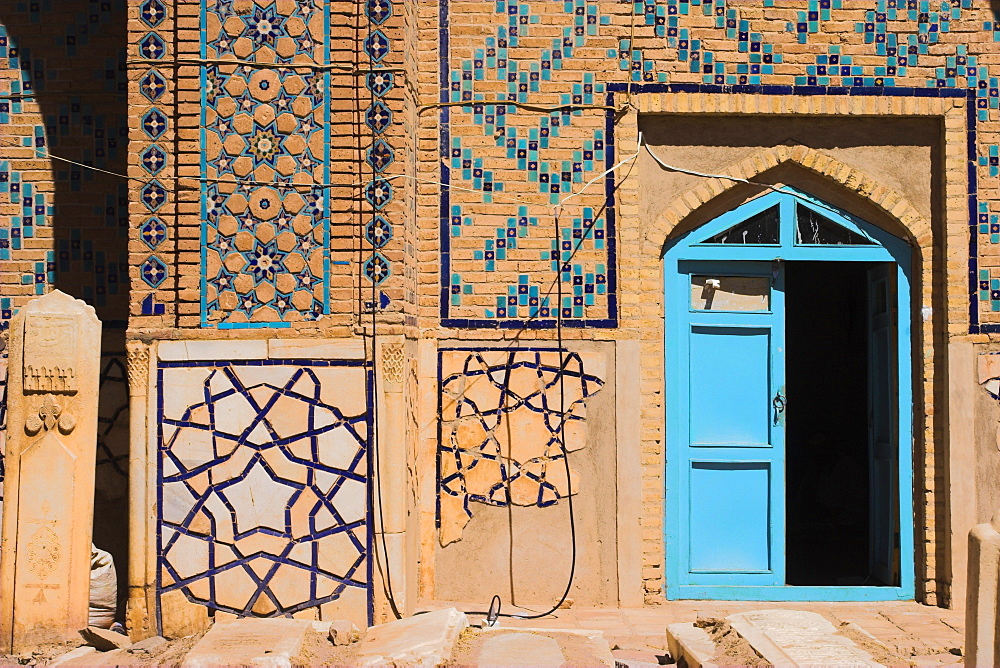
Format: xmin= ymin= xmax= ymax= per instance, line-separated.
xmin=89 ymin=544 xmax=117 ymax=629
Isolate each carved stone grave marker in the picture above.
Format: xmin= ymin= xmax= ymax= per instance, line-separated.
xmin=0 ymin=291 xmax=101 ymax=652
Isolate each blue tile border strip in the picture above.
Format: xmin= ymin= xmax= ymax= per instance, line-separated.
xmin=362 ymin=2 xmax=395 ymax=286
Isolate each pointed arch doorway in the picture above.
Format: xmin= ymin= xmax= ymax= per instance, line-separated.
xmin=663 ymin=187 xmax=914 ymax=601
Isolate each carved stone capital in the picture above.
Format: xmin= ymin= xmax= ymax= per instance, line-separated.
xmin=126 ymin=340 xmax=150 ymax=393
xmin=381 ymin=342 xmax=405 ymax=385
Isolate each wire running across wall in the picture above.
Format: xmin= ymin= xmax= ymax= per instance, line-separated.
xmin=0 ymin=44 xmax=860 ymax=621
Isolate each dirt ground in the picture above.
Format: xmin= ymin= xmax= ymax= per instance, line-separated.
xmin=694 ymin=619 xmax=769 ymax=667
xmin=446 ymin=627 xmax=611 ymax=666
xmin=0 ymin=640 xmax=81 ymax=666
xmin=291 ymin=630 xmax=356 ymax=667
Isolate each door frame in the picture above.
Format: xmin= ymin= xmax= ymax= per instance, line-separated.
xmin=663 ymin=188 xmax=915 ymax=601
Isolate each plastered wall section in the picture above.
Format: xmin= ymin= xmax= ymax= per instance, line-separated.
xmin=432 ymin=342 xmax=618 ymax=607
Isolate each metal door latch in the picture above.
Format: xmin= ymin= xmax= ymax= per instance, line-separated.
xmin=772 ymin=391 xmax=786 ymax=425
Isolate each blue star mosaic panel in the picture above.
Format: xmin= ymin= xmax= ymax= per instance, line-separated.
xmin=439 ymin=0 xmax=1000 ymax=334
xmin=157 ymin=360 xmax=372 ymax=622
xmin=437 ymin=347 xmax=604 ymax=542
xmin=200 ymin=0 xmax=332 ymax=328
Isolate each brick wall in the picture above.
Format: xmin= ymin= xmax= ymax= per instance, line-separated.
xmin=110 ymin=0 xmax=1000 ymax=608
xmin=412 ymin=0 xmax=1000 ymax=606
xmin=0 ymin=1 xmax=129 ymax=328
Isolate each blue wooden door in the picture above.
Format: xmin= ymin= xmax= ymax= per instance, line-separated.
xmin=671 ymin=261 xmax=785 ymax=588
xmin=664 ymin=187 xmax=915 ymax=601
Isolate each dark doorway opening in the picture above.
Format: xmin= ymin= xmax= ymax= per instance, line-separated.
xmin=785 ymin=261 xmax=887 ymax=586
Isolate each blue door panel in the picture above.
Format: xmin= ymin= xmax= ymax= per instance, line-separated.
xmin=690 ymin=327 xmax=771 ymax=446
xmin=689 ymin=462 xmax=771 ymax=572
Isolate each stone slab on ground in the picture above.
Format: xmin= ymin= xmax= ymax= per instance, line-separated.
xmin=81 ymin=626 xmax=132 ymax=651
xmin=477 ymin=632 xmax=565 ymax=665
xmin=181 ymin=618 xmax=313 ymax=668
xmin=910 ymin=652 xmax=963 ymax=666
xmin=727 ymin=609 xmax=884 ymax=667
xmin=491 ymin=627 xmax=616 ymax=665
xmin=128 ymin=635 xmax=167 ymax=653
xmin=666 ymin=623 xmax=718 ymax=668
xmin=327 ymin=619 xmax=360 ymax=646
xmin=49 ymin=646 xmax=97 ymax=666
xmin=355 ymin=607 xmax=468 ymax=666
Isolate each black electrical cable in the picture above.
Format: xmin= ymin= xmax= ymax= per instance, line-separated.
xmin=454 ymin=142 xmax=639 ymax=623
xmin=459 ymin=207 xmax=590 ymax=623
xmin=362 ymin=0 xmax=402 ymax=620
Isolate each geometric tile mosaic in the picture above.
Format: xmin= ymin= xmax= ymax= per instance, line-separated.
xmin=440 ymin=0 xmax=1000 ymax=333
xmin=139 ymin=32 xmax=166 ymax=60
xmin=200 ymin=0 xmax=332 ymax=327
xmin=141 ymin=255 xmax=168 ymax=288
xmin=140 ymin=0 xmax=166 ymax=27
xmin=140 ymin=217 xmax=167 ymax=250
xmin=157 ymin=361 xmax=370 ymax=618
xmin=437 ymin=348 xmax=604 ymax=544
xmin=440 ymin=1 xmax=616 ymax=327
xmin=139 ymin=70 xmax=167 ymax=102
xmin=141 ymin=145 xmax=167 ymax=175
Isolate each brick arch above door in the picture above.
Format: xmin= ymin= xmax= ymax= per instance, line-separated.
xmin=642 ymin=143 xmax=929 ymax=260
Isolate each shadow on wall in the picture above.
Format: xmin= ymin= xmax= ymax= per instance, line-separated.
xmin=0 ymin=0 xmax=130 ymax=324
xmin=0 ymin=1 xmax=130 ymax=623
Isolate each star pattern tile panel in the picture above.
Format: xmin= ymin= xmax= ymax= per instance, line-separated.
xmin=201 ymin=0 xmax=331 ymax=327
xmin=437 ymin=348 xmax=604 ymax=544
xmin=157 ymin=361 xmax=370 ymax=618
